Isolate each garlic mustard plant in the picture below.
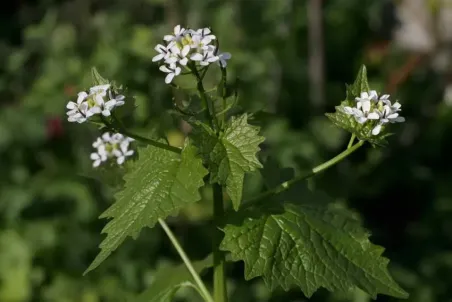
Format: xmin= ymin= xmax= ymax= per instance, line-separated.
xmin=68 ymin=25 xmax=409 ymax=302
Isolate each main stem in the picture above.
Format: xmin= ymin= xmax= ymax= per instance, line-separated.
xmin=212 ymin=184 xmax=228 ymax=302
xmin=158 ymin=219 xmax=214 ymax=302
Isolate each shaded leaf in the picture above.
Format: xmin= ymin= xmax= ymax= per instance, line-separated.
xmin=91 ymin=67 xmax=109 ymax=86
xmin=134 ymin=255 xmax=212 ymax=302
xmin=85 ymin=142 xmax=208 ymax=274
xmin=191 ymin=114 xmax=265 ymax=210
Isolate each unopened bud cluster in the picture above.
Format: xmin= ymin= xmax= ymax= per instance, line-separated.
xmin=152 ymin=25 xmax=231 ymax=84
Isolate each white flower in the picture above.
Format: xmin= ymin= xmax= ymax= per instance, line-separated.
xmin=66 ymin=92 xmax=89 ymax=123
xmin=159 ymin=64 xmax=181 ymax=84
xmin=355 ymin=90 xmax=378 ymax=111
xmin=114 ymin=140 xmax=135 ymax=165
xmin=90 ymin=132 xmax=134 ymax=168
xmin=152 ymin=43 xmax=175 ymax=62
xmin=90 ymin=84 xmax=110 ymax=95
xmin=164 ymin=25 xmax=186 ymax=42
xmin=154 ymin=26 xmax=232 ymax=85
xmin=190 ymin=45 xmax=218 ymax=66
xmin=191 ymin=28 xmax=216 ymax=46
xmin=90 ymin=152 xmax=107 ymax=167
xmin=167 ymin=44 xmax=191 ymax=66
xmin=66 ymin=85 xmax=126 ymax=122
xmin=344 ymin=99 xmax=379 ymax=124
xmin=371 ymin=103 xmax=405 ymax=135
xmin=217 ymin=52 xmax=231 ymax=67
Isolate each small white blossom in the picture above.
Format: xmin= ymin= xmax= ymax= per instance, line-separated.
xmin=191 ymin=28 xmax=216 ymax=46
xmin=66 ymin=85 xmax=126 ymax=122
xmin=90 ymin=132 xmax=134 ymax=167
xmin=164 ymin=25 xmax=187 ymax=42
xmin=152 ymin=43 xmax=175 ymax=62
xmin=159 ymin=64 xmax=181 ymax=84
xmin=217 ymin=51 xmax=231 ymax=67
xmin=153 ymin=25 xmax=231 ymax=84
xmin=371 ymin=103 xmax=405 ymax=135
xmin=168 ymin=44 xmax=191 ymax=66
xmin=343 ymin=91 xmax=405 ymax=136
xmin=344 ymin=99 xmax=379 ymax=124
xmin=190 ymin=45 xmax=218 ymax=66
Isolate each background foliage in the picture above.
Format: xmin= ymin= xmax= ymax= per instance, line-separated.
xmin=1 ymin=0 xmax=452 ymax=301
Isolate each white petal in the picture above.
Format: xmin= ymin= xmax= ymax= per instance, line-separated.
xmin=174 ymin=67 xmax=181 ymax=76
xmin=393 ymin=116 xmax=405 ymax=123
xmin=357 ymin=117 xmax=367 ymax=124
xmin=387 ymin=113 xmax=399 ymax=119
xmin=372 ymin=124 xmax=382 ymax=135
xmin=362 ymin=100 xmax=371 ymax=113
xmin=90 ymin=153 xmax=100 ymax=160
xmin=380 ymin=94 xmax=390 ymax=100
xmin=125 ymin=150 xmax=134 ymax=156
xmin=77 ymin=92 xmax=88 ymax=104
xmin=102 ymin=110 xmax=111 ymax=117
xmin=220 ymin=52 xmax=231 ymax=60
xmin=367 ymin=112 xmax=380 ymax=120
xmin=66 ymin=101 xmax=77 ymax=109
xmin=179 ymin=57 xmax=188 ymax=66
xmin=152 ymin=53 xmax=165 ymax=62
xmin=163 ymin=35 xmax=174 ymax=41
xmin=90 ymin=84 xmax=110 ymax=93
xmin=190 ymin=53 xmax=204 ymax=61
xmin=369 ymin=90 xmax=378 ymax=100
xmin=181 ymin=45 xmax=190 ymax=57
xmin=105 ymin=99 xmax=117 ymax=109
xmin=392 ymin=102 xmax=401 ymax=109
xmin=159 ymin=65 xmax=171 ymax=73
xmin=66 ymin=109 xmax=78 ymax=116
xmin=165 ymin=73 xmax=175 ymax=84
xmin=93 ymin=160 xmax=101 ymax=168
xmin=112 ymin=149 xmax=122 ymax=157
xmin=174 ymin=25 xmax=181 ymax=34
xmin=102 ymin=133 xmax=111 ymax=141
xmin=359 ymin=92 xmax=369 ymax=99
xmin=117 ymin=156 xmax=125 ymax=165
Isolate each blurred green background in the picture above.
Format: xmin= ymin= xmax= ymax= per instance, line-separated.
xmin=1 ymin=0 xmax=452 ymax=301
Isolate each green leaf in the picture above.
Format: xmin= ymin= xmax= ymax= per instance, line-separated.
xmin=91 ymin=67 xmax=110 ymax=86
xmin=220 ymin=185 xmax=408 ymax=299
xmin=325 ymin=65 xmax=390 ymax=146
xmin=191 ymin=114 xmax=265 ymax=210
xmin=84 ymin=141 xmax=208 ymax=274
xmin=346 ymin=65 xmax=370 ymax=101
xmin=134 ymin=255 xmax=212 ymax=302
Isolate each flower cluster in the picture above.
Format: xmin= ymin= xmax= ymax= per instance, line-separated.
xmin=152 ymin=25 xmax=231 ymax=84
xmin=66 ymin=84 xmax=125 ymax=123
xmin=90 ymin=132 xmax=135 ymax=167
xmin=343 ymin=91 xmax=405 ymax=135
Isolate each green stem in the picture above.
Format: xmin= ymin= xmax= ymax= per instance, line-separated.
xmin=158 ymin=219 xmax=214 ymax=302
xmin=191 ymin=65 xmax=219 ymax=131
xmin=220 ymin=67 xmax=228 ymax=126
xmin=107 ymin=115 xmax=181 ymax=154
xmin=347 ymin=134 xmax=356 ymax=149
xmin=241 ymin=140 xmax=365 ymax=210
xmin=212 ymin=184 xmax=228 ymax=302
